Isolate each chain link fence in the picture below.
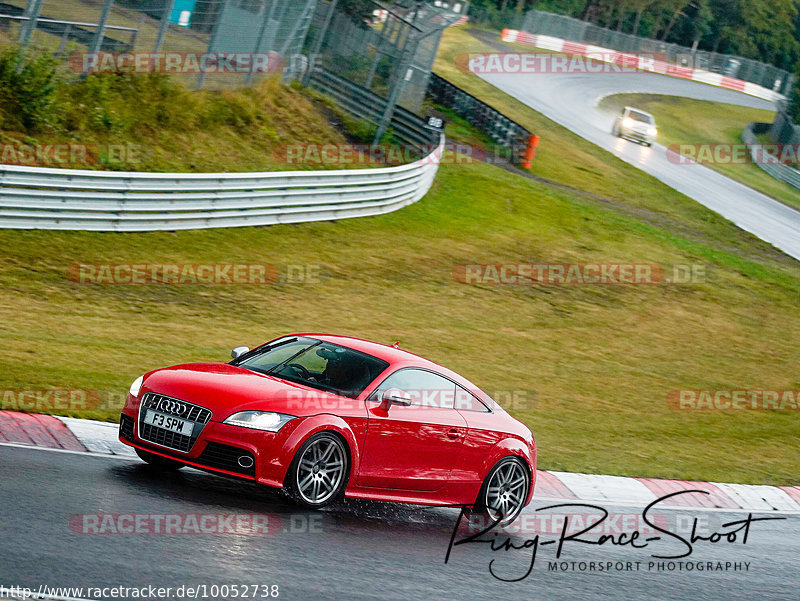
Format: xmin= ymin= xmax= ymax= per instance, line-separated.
xmin=2 ymin=0 xmax=317 ymax=88
xmin=3 ymin=0 xmax=468 ymax=122
xmin=305 ymin=1 xmax=466 ymax=124
xmin=521 ymin=9 xmax=793 ymax=96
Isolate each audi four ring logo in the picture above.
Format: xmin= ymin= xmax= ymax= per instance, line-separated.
xmin=156 ymin=398 xmax=188 ymax=416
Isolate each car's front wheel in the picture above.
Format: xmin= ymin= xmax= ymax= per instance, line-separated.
xmin=474 ymin=456 xmax=530 ymax=526
xmin=135 ymin=448 xmax=184 ymax=471
xmin=285 ymin=432 xmax=349 ymax=508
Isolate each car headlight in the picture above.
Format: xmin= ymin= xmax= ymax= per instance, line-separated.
xmin=622 ymin=117 xmax=634 ymax=129
xmin=223 ymin=411 xmax=296 ymax=432
xmin=129 ymin=375 xmax=144 ymax=399
xmin=648 ymin=127 xmax=658 ymax=136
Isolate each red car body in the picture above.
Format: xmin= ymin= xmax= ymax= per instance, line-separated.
xmin=119 ymin=333 xmax=536 ymax=509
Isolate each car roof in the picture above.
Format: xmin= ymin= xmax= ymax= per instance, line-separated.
xmin=294 ymin=332 xmax=440 ymax=367
xmin=624 ymin=106 xmax=655 ymax=118
xmin=290 ymin=332 xmax=486 ymax=395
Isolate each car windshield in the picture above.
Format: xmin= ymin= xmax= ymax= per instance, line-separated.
xmin=627 ymin=110 xmax=653 ymax=124
xmin=234 ymin=337 xmax=389 ymax=398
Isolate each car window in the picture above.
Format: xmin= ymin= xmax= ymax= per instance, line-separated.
xmin=373 ymin=368 xmax=457 ymax=409
xmin=455 ymin=384 xmax=491 ymax=413
xmin=628 ymin=110 xmax=652 ymax=123
xmin=237 ymin=337 xmax=315 ymax=372
xmin=237 ymin=338 xmax=389 ymax=398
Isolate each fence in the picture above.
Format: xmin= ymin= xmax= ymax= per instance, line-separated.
xmin=308 ymin=67 xmax=441 ymax=156
xmin=742 ymin=122 xmax=800 ymax=190
xmin=769 ymin=110 xmax=800 ymax=145
xmin=3 ymin=0 xmax=466 ymax=134
xmin=427 ymin=72 xmax=532 ymax=161
xmin=0 ymin=1 xmax=460 ymax=231
xmin=520 ymin=9 xmax=793 ymax=97
xmin=305 ymin=0 xmax=466 ymax=141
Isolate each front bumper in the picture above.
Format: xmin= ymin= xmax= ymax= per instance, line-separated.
xmin=119 ymin=403 xmax=297 ymax=487
xmin=620 ymin=126 xmax=654 ymax=144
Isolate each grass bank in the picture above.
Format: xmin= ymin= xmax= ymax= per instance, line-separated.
xmin=0 ymin=28 xmax=798 ymax=485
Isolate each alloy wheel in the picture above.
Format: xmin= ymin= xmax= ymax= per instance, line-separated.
xmin=295 ymin=435 xmax=346 ymax=505
xmin=484 ymin=459 xmax=529 ymax=525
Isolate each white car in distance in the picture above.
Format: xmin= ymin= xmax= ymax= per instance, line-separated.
xmin=613 ymin=106 xmax=658 ymax=146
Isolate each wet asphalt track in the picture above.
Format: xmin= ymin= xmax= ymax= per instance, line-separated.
xmin=1 ymin=445 xmax=797 ymax=601
xmin=470 ymin=31 xmax=800 ymax=261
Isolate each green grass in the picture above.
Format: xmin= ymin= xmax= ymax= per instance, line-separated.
xmin=0 ymin=51 xmax=363 ymax=173
xmin=0 ymin=27 xmax=799 ymax=485
xmin=1 ymin=158 xmax=799 ymax=485
xmin=596 ymin=93 xmax=800 ymax=212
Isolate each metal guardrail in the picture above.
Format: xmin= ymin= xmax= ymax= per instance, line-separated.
xmin=307 ymin=68 xmax=439 ymax=155
xmin=0 ymin=151 xmax=443 ymax=231
xmin=0 ymin=68 xmax=445 ymax=232
xmin=743 ymin=122 xmax=800 ymax=190
xmin=427 ymin=73 xmax=533 ymax=158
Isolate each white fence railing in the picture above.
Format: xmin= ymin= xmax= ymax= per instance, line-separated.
xmin=0 ymin=136 xmax=444 ymax=231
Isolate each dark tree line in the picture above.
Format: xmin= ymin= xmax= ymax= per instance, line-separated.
xmin=471 ymin=0 xmax=800 ymax=70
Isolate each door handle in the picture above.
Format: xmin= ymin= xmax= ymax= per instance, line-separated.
xmin=447 ymin=428 xmax=462 ymax=439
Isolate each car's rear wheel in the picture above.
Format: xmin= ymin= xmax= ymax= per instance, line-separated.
xmin=474 ymin=456 xmax=530 ymax=527
xmin=285 ymin=432 xmax=349 ymax=508
xmin=135 ymin=448 xmax=184 ymax=471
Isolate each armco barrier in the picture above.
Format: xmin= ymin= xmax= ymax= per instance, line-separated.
xmin=0 ymin=148 xmax=443 ymax=231
xmin=427 ymin=72 xmax=533 ymax=163
xmin=0 ymin=70 xmax=444 ymax=232
xmin=743 ymin=122 xmax=800 ymax=190
xmin=501 ymin=29 xmax=783 ymax=104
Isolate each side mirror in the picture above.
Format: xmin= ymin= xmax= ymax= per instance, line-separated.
xmin=231 ymin=346 xmax=250 ymax=359
xmin=380 ymin=388 xmax=413 ymax=408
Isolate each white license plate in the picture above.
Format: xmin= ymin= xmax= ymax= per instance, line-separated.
xmin=144 ymin=410 xmax=194 ymax=436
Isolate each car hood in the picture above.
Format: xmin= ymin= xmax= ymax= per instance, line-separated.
xmin=141 ymin=362 xmax=358 ymax=420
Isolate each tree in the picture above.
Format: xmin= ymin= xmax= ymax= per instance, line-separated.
xmin=738 ymin=0 xmax=797 ymax=68
xmin=788 ymin=59 xmax=800 ymax=123
xmin=657 ymin=0 xmax=691 ymax=41
xmin=340 ymin=0 xmax=380 ymax=22
xmin=629 ymin=0 xmax=655 ymax=35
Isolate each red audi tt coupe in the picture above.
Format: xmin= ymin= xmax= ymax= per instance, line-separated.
xmin=119 ymin=334 xmax=536 ymax=523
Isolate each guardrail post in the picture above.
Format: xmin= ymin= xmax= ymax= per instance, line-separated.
xmin=154 ymin=0 xmax=176 ymax=53
xmin=197 ymin=0 xmax=231 ymax=89
xmin=88 ymin=0 xmax=115 ymax=57
xmin=18 ymin=0 xmax=43 ymax=50
xmin=246 ymin=1 xmax=280 ymax=86
xmin=55 ymin=23 xmax=72 ymax=57
xmin=303 ymin=0 xmax=338 ymax=87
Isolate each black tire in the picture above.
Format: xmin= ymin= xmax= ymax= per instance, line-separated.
xmin=135 ymin=448 xmax=185 ymax=471
xmin=284 ymin=432 xmax=350 ymax=508
xmin=473 ymin=456 xmax=530 ymax=527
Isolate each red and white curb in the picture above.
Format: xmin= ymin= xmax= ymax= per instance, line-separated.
xmin=500 ymin=29 xmax=782 ymax=104
xmin=1 ymin=411 xmax=798 ymax=513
